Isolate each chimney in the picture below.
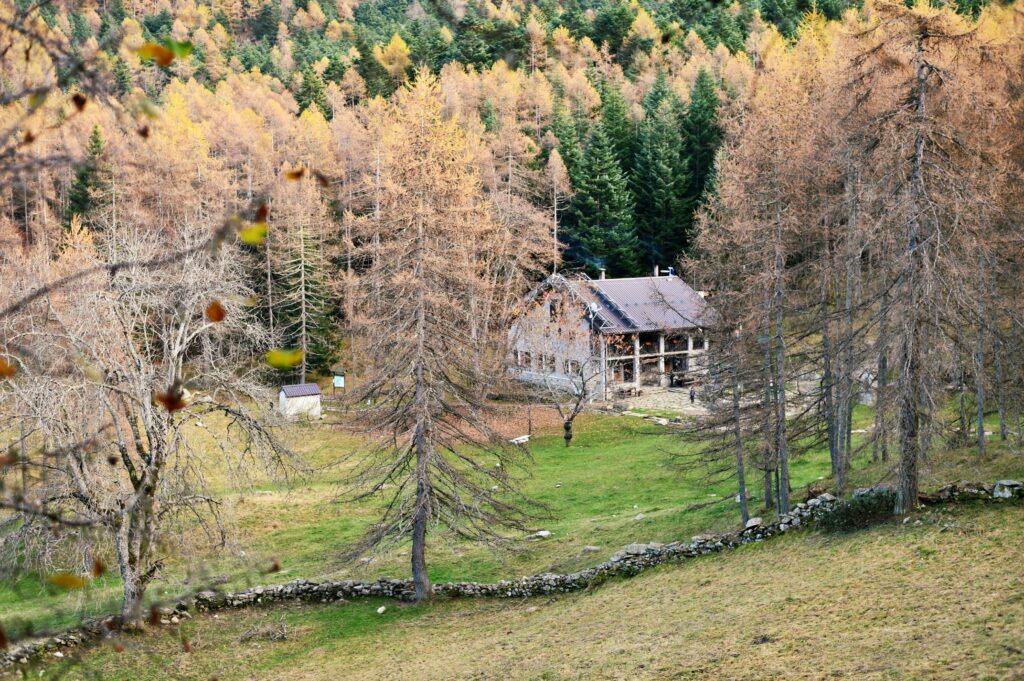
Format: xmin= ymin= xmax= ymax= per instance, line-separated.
xmin=599 ymin=267 xmax=606 ymax=280
xmin=654 ymin=265 xmax=660 ymax=276
xmin=667 ymin=266 xmax=675 ymax=278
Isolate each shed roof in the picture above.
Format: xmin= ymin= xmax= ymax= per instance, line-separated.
xmin=280 ymin=383 xmax=322 ymax=398
xmin=560 ymin=274 xmax=710 ymax=334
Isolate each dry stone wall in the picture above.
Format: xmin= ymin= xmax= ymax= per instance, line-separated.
xmin=4 ymin=481 xmax=1022 ymax=671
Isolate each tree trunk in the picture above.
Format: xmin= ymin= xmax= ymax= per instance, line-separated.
xmin=820 ymin=269 xmax=838 ymax=475
xmin=731 ymin=363 xmax=748 ymax=525
xmin=895 ymin=36 xmax=928 ymax=516
xmin=115 ymin=522 xmax=145 ymax=625
xmin=773 ymin=216 xmax=790 ymax=513
xmin=995 ymin=338 xmax=1007 ymax=441
xmin=974 ymin=326 xmax=986 ymax=458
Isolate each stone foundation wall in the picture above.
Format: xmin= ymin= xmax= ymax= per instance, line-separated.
xmin=4 ymin=480 xmax=1021 ymax=670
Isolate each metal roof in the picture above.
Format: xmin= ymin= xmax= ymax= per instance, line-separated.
xmin=563 ymin=275 xmax=709 ymax=334
xmin=280 ymin=383 xmax=321 ymax=398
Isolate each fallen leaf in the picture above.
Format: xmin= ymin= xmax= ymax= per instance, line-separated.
xmin=239 ymin=223 xmax=268 ymax=246
xmin=314 ymin=171 xmax=330 ymax=188
xmin=27 ymin=90 xmax=47 ymax=110
xmin=154 ymin=382 xmax=189 ymax=412
xmin=182 ymin=638 xmax=192 ymax=652
xmin=92 ymin=558 xmax=105 ymax=578
xmin=254 ymin=203 xmax=269 ymax=223
xmin=284 ymin=167 xmax=305 ymax=181
xmin=205 ymin=300 xmax=226 ymax=322
xmin=137 ymin=125 xmax=150 ymax=138
xmin=112 ymin=642 xmax=124 ymax=653
xmin=0 ymin=453 xmax=18 ymax=466
xmin=149 ymin=606 xmax=161 ymax=626
xmin=23 ymin=130 xmax=35 ymax=145
xmin=265 ymin=348 xmax=303 ymax=370
xmin=136 ymin=42 xmax=175 ymax=67
xmin=48 ymin=573 xmax=89 ymax=590
xmin=72 ymin=93 xmax=87 ymax=111
xmin=0 ymin=358 xmax=15 ymax=378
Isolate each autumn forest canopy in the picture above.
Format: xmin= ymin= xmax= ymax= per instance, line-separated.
xmin=1 ymin=0 xmax=1024 ymax=666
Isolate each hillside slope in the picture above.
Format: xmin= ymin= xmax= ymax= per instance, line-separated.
xmin=42 ymin=501 xmax=1024 ymax=680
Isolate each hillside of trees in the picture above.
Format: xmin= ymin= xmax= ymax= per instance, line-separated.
xmin=1 ymin=0 xmax=1023 ymax=644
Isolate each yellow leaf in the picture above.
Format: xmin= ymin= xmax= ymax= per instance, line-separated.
xmin=27 ymin=90 xmax=47 ymax=111
xmin=266 ymin=349 xmax=304 ymax=370
xmin=48 ymin=573 xmax=89 ymax=590
xmin=239 ymin=223 xmax=268 ymax=246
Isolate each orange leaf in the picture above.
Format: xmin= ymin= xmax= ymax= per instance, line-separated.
xmin=284 ymin=167 xmax=305 ymax=181
xmin=154 ymin=382 xmax=188 ymax=412
xmin=254 ymin=203 xmax=269 ymax=223
xmin=205 ymin=300 xmax=226 ymax=323
xmin=91 ymin=558 xmax=105 ymax=578
xmin=1 ymin=357 xmax=19 ymax=378
xmin=48 ymin=573 xmax=89 ymax=590
xmin=136 ymin=42 xmax=175 ymax=67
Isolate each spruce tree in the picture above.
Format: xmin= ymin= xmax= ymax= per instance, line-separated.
xmin=633 ymin=100 xmax=689 ymax=267
xmin=65 ymin=126 xmax=109 ymax=229
xmin=113 ymin=56 xmax=133 ymax=96
xmin=642 ymin=69 xmax=670 ymax=118
xmin=600 ymin=79 xmax=634 ymax=173
xmin=274 ymin=226 xmax=336 ymax=383
xmin=679 ymin=67 xmax=722 ymax=245
xmin=296 ymin=64 xmax=330 ymax=117
xmin=571 ymin=121 xmax=640 ymax=277
xmin=550 ymin=104 xmax=584 ymax=185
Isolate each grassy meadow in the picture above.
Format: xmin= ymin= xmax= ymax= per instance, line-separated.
xmin=3 ymin=399 xmax=1022 ymax=643
xmin=34 ymin=501 xmax=1024 ymax=681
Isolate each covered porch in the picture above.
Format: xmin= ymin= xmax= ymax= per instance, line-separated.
xmin=601 ymin=330 xmax=708 ymax=398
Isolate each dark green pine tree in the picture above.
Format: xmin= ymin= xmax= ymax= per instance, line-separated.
xmin=65 ymin=125 xmax=109 ymax=229
xmin=296 ymin=64 xmax=330 ymax=117
xmin=550 ymin=104 xmax=584 ymax=186
xmin=571 ymin=122 xmax=640 ymax=277
xmin=641 ymin=69 xmax=670 ymax=118
xmin=112 ymin=56 xmax=134 ymax=96
xmin=632 ymin=100 xmax=689 ymax=267
xmin=599 ymin=79 xmax=634 ymax=174
xmin=679 ymin=67 xmax=723 ymax=239
xmin=273 ymin=229 xmax=337 ymax=383
xmin=250 ymin=1 xmax=281 ymax=42
xmin=354 ymin=32 xmax=395 ymax=98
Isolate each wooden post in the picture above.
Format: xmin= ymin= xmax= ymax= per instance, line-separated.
xmin=600 ymin=335 xmax=608 ymax=401
xmin=657 ymin=333 xmax=666 ymax=386
xmin=633 ymin=334 xmax=641 ymax=393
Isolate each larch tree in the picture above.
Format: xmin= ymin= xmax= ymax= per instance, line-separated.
xmin=342 ymin=70 xmax=540 ymax=601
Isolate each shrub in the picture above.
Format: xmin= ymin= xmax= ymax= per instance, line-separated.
xmin=818 ymin=490 xmax=897 ymax=533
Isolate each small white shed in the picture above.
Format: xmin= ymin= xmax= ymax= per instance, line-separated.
xmin=278 ymin=383 xmax=322 ymax=419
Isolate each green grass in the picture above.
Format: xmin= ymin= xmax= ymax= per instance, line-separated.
xmin=33 ymin=501 xmax=1024 ymax=680
xmin=5 ymin=402 xmax=1023 ymax=639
